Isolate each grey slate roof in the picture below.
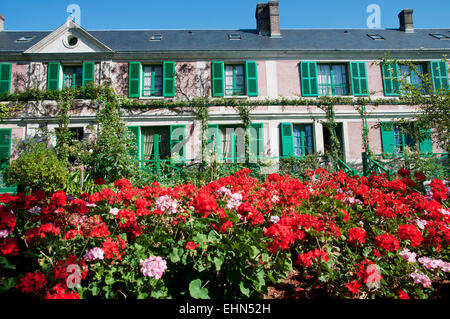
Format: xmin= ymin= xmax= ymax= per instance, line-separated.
xmin=1 ymin=28 xmax=450 ymax=53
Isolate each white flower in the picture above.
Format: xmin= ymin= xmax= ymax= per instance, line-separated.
xmin=269 ymin=216 xmax=280 ymax=224
xmin=109 ymin=208 xmax=119 ymax=216
xmin=0 ymin=229 xmax=10 ymax=238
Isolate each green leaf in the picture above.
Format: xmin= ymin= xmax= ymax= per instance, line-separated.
xmin=105 ymin=277 xmax=115 ymax=285
xmin=213 ymin=257 xmax=224 ymax=271
xmin=90 ymin=285 xmax=100 ymax=296
xmin=0 ymin=277 xmax=16 ymax=293
xmin=239 ymin=281 xmax=251 ymax=297
xmin=0 ymin=256 xmax=16 ymax=270
xmin=189 ymin=279 xmax=210 ymax=299
xmin=169 ymin=247 xmax=182 ymax=263
xmin=249 ymin=246 xmax=260 ymax=259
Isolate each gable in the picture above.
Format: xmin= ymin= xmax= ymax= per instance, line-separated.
xmin=25 ymin=20 xmax=112 ymax=54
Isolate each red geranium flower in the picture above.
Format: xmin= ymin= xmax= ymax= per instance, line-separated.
xmin=94 ymin=177 xmax=106 ymax=185
xmin=185 ymin=241 xmax=199 ymax=250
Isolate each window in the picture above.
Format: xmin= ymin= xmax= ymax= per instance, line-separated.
xmin=317 ymin=64 xmax=348 ymax=96
xmin=293 ymin=124 xmax=314 ymax=156
xmin=128 ymin=61 xmax=175 ymax=98
xmin=126 ymin=125 xmax=186 ymax=169
xmin=63 ymin=66 xmax=83 ymax=89
xmin=280 ymin=123 xmax=315 ymax=157
xmin=398 ymin=63 xmax=427 ymax=92
xmin=15 ymin=36 xmax=35 ymax=43
xmin=211 ymin=61 xmax=258 ymax=97
xmin=142 ymin=65 xmax=163 ymax=97
xmin=393 ymin=124 xmax=415 ymax=153
xmin=207 ymin=124 xmax=264 ymax=163
xmin=141 ymin=127 xmax=171 ymax=166
xmin=301 ymin=61 xmax=368 ymax=97
xmin=380 ymin=122 xmax=433 ymax=157
xmin=225 ymin=65 xmax=245 ymax=96
xmin=429 ymin=33 xmax=450 ymax=40
xmin=367 ymin=34 xmax=385 ymax=40
xmin=150 ymin=34 xmax=162 ymax=41
xmin=228 ymin=33 xmax=241 ymax=40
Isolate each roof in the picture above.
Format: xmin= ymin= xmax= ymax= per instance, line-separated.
xmin=1 ymin=28 xmax=450 ymax=53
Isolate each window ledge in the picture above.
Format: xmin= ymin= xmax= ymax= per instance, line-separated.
xmin=139 ymin=97 xmax=165 ymax=100
xmin=223 ymin=95 xmax=248 ymax=99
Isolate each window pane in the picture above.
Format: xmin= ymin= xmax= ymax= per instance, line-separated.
xmin=153 ymin=66 xmax=163 ymax=96
xmin=317 ymin=65 xmax=332 ymax=96
xmin=411 ymin=64 xmax=425 ymax=91
xmin=398 ymin=65 xmax=411 ymax=84
xmin=142 ymin=66 xmax=152 ymax=97
xmin=225 ymin=65 xmax=245 ymax=96
xmin=235 ymin=65 xmax=245 ymax=95
xmin=304 ymin=125 xmax=314 ymax=155
xmin=63 ymin=67 xmax=73 ymax=88
xmin=394 ymin=126 xmax=403 ymax=152
xmin=331 ymin=65 xmax=348 ymax=96
xmin=75 ymin=66 xmax=83 ymax=88
xmin=225 ymin=66 xmax=234 ymax=96
xmin=293 ymin=126 xmax=302 ymax=157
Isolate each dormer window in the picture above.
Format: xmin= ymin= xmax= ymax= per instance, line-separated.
xmin=429 ymin=33 xmax=450 ymax=40
xmin=150 ymin=34 xmax=162 ymax=41
xmin=14 ymin=36 xmax=35 ymax=43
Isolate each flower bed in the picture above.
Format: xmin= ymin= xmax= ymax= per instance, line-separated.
xmin=0 ymin=168 xmax=449 ymax=299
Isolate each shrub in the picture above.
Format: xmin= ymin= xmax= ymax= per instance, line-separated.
xmin=5 ymin=142 xmax=67 ymax=192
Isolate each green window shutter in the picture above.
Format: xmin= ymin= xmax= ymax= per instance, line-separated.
xmin=249 ymin=123 xmax=264 ymax=160
xmin=127 ymin=126 xmax=141 ymax=163
xmin=0 ymin=129 xmax=11 ymax=187
xmin=380 ymin=122 xmax=395 ymax=157
xmin=0 ymin=64 xmax=12 ymax=95
xmin=350 ymin=62 xmax=369 ymax=96
xmin=419 ymin=128 xmax=433 ymax=154
xmin=300 ymin=61 xmax=318 ymax=97
xmin=163 ymin=61 xmax=175 ymax=97
xmin=128 ymin=62 xmax=141 ymax=98
xmin=381 ymin=63 xmax=399 ymax=96
xmin=82 ymin=62 xmax=95 ymax=88
xmin=207 ymin=124 xmax=222 ymax=160
xmin=245 ymin=61 xmax=258 ymax=96
xmin=430 ymin=60 xmax=449 ymax=93
xmin=47 ymin=62 xmax=60 ymax=91
xmin=280 ymin=123 xmax=294 ymax=157
xmin=211 ymin=61 xmax=225 ymax=97
xmin=170 ymin=125 xmax=186 ymax=163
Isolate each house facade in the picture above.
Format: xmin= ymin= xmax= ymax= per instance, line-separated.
xmin=0 ymin=2 xmax=449 ymax=185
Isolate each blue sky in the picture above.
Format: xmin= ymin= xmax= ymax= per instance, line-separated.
xmin=1 ymin=0 xmax=449 ymax=31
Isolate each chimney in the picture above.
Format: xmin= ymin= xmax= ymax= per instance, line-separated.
xmin=398 ymin=9 xmax=414 ymax=33
xmin=255 ymin=1 xmax=281 ymax=38
xmin=0 ymin=15 xmax=4 ymax=31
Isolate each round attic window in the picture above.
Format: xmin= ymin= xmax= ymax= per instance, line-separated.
xmin=63 ymin=35 xmax=79 ymax=49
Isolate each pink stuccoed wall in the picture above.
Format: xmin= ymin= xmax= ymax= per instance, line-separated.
xmin=10 ymin=127 xmax=24 ymax=159
xmin=277 ymin=61 xmax=300 ymax=97
xmin=11 ymin=63 xmax=28 ymax=93
xmin=257 ymin=61 xmax=267 ymax=97
xmin=347 ymin=121 xmax=383 ymax=161
xmin=367 ymin=61 xmax=384 ymax=97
